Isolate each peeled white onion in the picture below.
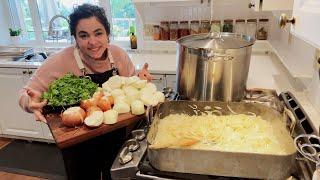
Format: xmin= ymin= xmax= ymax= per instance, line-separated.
xmin=154 ymin=91 xmax=165 ymax=103
xmin=145 ymin=83 xmax=157 ymax=93
xmin=126 ymin=76 xmax=140 ymax=86
xmin=140 ymin=92 xmax=158 ymax=106
xmin=107 ymin=75 xmax=123 ymax=89
xmin=84 ymin=111 xmax=104 ymax=127
xmin=111 ymin=89 xmax=125 ymax=98
xmin=132 ymin=79 xmax=147 ymax=89
xmin=113 ymin=102 xmax=130 ymax=114
xmin=103 ymin=109 xmax=118 ymax=124
xmin=131 ymin=100 xmax=145 ymax=115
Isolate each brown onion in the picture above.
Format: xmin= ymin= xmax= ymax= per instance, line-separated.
xmin=61 ymin=106 xmax=86 ymax=127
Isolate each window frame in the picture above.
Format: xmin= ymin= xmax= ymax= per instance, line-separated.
xmin=7 ymin=0 xmax=134 ymax=48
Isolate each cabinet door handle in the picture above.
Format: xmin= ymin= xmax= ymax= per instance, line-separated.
xmin=279 ymin=13 xmax=295 ymax=29
xmin=248 ymin=3 xmax=255 ymax=8
xmin=22 ymin=70 xmax=27 ymax=74
xmin=28 ymin=71 xmax=33 ymax=75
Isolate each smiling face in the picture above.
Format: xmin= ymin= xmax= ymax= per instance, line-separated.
xmin=75 ymin=17 xmax=109 ymax=60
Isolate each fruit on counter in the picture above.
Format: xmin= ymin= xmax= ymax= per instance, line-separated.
xmin=61 ymin=106 xmax=86 ymax=127
xmin=42 ymin=73 xmax=98 ymax=106
xmin=131 ymin=100 xmax=145 ymax=115
xmin=84 ymin=111 xmax=104 ymax=127
xmin=86 ymin=106 xmax=102 ymax=116
xmin=97 ymin=96 xmax=112 ymax=111
xmin=103 ymin=109 xmax=118 ymax=124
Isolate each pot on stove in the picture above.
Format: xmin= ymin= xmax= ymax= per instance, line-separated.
xmin=176 ymin=32 xmax=255 ymax=101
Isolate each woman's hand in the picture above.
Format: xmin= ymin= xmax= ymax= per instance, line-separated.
xmin=138 ymin=63 xmax=153 ymax=82
xmin=26 ymin=88 xmax=48 ymax=123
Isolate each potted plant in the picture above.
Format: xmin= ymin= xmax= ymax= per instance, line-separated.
xmin=9 ymin=28 xmax=22 ymax=46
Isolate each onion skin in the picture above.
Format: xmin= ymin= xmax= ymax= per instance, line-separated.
xmin=61 ymin=107 xmax=86 ymax=127
xmin=93 ymin=90 xmax=104 ymax=101
xmin=107 ymin=96 xmax=114 ymax=106
xmin=97 ymin=97 xmax=111 ymax=112
xmin=86 ymin=106 xmax=102 ymax=116
xmin=80 ymin=98 xmax=97 ymax=110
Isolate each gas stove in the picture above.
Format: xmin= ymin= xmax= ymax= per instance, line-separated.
xmin=110 ymin=89 xmax=318 ymax=180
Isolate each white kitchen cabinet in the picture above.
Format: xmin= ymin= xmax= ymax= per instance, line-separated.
xmin=0 ymin=67 xmax=44 ymax=139
xmin=249 ymin=0 xmax=293 ymax=11
xmin=290 ymin=0 xmax=320 ymax=48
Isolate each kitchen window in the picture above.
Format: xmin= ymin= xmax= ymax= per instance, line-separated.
xmin=7 ymin=0 xmax=136 ymax=46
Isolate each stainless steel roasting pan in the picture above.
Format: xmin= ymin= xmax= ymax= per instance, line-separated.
xmin=146 ymin=101 xmax=297 ymax=179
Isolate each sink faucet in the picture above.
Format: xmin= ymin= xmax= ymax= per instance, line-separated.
xmin=48 ymin=15 xmax=73 ymax=43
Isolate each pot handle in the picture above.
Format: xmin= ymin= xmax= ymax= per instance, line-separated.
xmin=203 ymin=52 xmax=234 ymax=61
xmin=283 ymin=107 xmax=297 ymax=137
xmin=146 ymin=105 xmax=154 ymax=125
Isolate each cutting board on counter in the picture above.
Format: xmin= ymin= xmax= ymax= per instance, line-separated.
xmin=45 ymin=113 xmax=144 ymax=149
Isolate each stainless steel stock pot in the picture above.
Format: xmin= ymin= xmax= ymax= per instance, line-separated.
xmin=176 ymin=33 xmax=255 ymax=101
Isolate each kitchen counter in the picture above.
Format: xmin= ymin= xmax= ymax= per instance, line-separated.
xmin=0 ymin=43 xmax=319 ymax=131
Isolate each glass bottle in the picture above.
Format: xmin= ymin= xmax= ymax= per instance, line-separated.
xmin=257 ymin=19 xmax=269 ymax=40
xmin=235 ymin=19 xmax=246 ymax=35
xmin=222 ymin=19 xmax=233 ymax=33
xmin=160 ymin=21 xmax=170 ymax=40
xmin=200 ymin=20 xmax=211 ymax=33
xmin=178 ymin=21 xmax=190 ymax=38
xmin=130 ymin=32 xmax=137 ymax=49
xmin=153 ymin=25 xmax=160 ymax=40
xmin=210 ymin=20 xmax=221 ymax=33
xmin=190 ymin=20 xmax=200 ymax=35
xmin=169 ymin=21 xmax=178 ymax=41
xmin=246 ymin=19 xmax=257 ymax=39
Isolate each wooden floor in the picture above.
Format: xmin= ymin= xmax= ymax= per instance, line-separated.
xmin=0 ymin=171 xmax=47 ymax=180
xmin=0 ymin=137 xmax=12 ymax=149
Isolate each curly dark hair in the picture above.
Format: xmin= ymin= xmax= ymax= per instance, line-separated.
xmin=69 ymin=3 xmax=110 ymax=37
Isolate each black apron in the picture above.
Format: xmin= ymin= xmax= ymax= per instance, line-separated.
xmin=61 ymin=48 xmax=126 ymax=180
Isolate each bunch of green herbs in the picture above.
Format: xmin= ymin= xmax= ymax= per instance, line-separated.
xmin=42 ymin=73 xmax=98 ymax=106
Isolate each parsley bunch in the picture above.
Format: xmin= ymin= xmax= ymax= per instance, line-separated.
xmin=42 ymin=73 xmax=98 ymax=106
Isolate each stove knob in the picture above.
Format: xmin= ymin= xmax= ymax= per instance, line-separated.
xmin=119 ymin=147 xmax=133 ymax=165
xmin=125 ymin=139 xmax=140 ymax=152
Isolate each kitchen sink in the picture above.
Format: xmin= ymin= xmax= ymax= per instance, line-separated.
xmin=0 ymin=46 xmax=64 ymax=63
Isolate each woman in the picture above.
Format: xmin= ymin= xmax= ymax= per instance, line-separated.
xmin=19 ymin=3 xmax=152 ymax=180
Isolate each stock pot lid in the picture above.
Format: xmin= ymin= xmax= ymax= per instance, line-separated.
xmin=177 ymin=33 xmax=255 ymax=49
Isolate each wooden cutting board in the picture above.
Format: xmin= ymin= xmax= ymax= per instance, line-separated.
xmin=45 ymin=113 xmax=144 ymax=149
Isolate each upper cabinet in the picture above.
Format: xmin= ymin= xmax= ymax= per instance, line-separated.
xmin=290 ymin=0 xmax=320 ymax=48
xmin=249 ymin=0 xmax=293 ymax=11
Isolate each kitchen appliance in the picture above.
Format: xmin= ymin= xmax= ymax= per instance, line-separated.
xmin=110 ymin=90 xmax=319 ymax=180
xmin=176 ymin=33 xmax=255 ymax=102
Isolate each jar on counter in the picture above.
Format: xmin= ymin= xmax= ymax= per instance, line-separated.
xmin=200 ymin=20 xmax=211 ymax=33
xmin=178 ymin=21 xmax=190 ymax=38
xmin=190 ymin=20 xmax=200 ymax=35
xmin=153 ymin=25 xmax=160 ymax=40
xmin=170 ymin=21 xmax=179 ymax=40
xmin=235 ymin=19 xmax=246 ymax=35
xmin=246 ymin=19 xmax=257 ymax=39
xmin=222 ymin=19 xmax=233 ymax=33
xmin=210 ymin=20 xmax=221 ymax=33
xmin=257 ymin=19 xmax=269 ymax=40
xmin=160 ymin=21 xmax=170 ymax=40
